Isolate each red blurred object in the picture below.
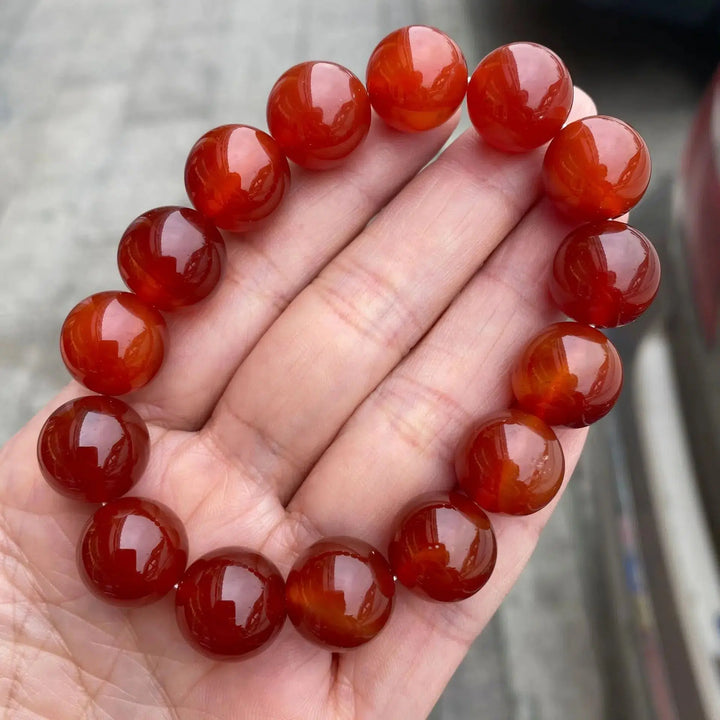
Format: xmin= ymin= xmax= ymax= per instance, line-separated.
xmin=680 ymin=67 xmax=720 ymax=343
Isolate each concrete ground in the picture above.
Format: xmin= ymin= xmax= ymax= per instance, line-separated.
xmin=0 ymin=1 xmax=714 ymax=718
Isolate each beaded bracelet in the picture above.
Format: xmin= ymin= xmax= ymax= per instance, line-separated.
xmin=36 ymin=27 xmax=660 ymax=659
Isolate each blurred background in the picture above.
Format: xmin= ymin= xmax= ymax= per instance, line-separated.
xmin=1 ymin=0 xmax=719 ymax=718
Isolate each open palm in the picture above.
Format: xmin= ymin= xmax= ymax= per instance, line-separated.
xmin=0 ymin=88 xmax=594 ymax=720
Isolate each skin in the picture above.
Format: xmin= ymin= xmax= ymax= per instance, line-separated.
xmin=0 ymin=88 xmax=596 ymax=720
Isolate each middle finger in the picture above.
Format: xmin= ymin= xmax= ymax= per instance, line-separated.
xmin=204 ymin=89 xmax=590 ymax=502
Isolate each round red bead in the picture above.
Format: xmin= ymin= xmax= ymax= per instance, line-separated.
xmin=366 ymin=25 xmax=467 ymax=132
xmin=511 ymin=322 xmax=623 ymax=427
xmin=78 ymin=497 xmax=188 ymax=606
xmin=60 ymin=291 xmax=167 ymax=396
xmin=184 ymin=124 xmax=290 ymax=232
xmin=175 ymin=548 xmax=286 ymax=660
xmin=549 ymin=220 xmax=661 ymax=327
xmin=542 ymin=115 xmax=651 ymax=222
xmin=388 ymin=491 xmax=497 ymax=602
xmin=467 ymin=42 xmax=573 ymax=153
xmin=455 ymin=409 xmax=564 ymax=515
xmin=118 ymin=206 xmax=226 ymax=310
xmin=37 ymin=395 xmax=149 ymax=503
xmin=285 ymin=536 xmax=395 ymax=649
xmin=267 ymin=61 xmax=371 ymax=170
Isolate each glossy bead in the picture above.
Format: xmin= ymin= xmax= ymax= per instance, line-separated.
xmin=118 ymin=206 xmax=226 ymax=310
xmin=285 ymin=536 xmax=395 ymax=649
xmin=267 ymin=61 xmax=371 ymax=169
xmin=467 ymin=42 xmax=573 ymax=153
xmin=366 ymin=25 xmax=467 ymax=132
xmin=60 ymin=291 xmax=167 ymax=396
xmin=184 ymin=124 xmax=291 ymax=232
xmin=542 ymin=115 xmax=651 ymax=222
xmin=549 ymin=221 xmax=661 ymax=327
xmin=175 ymin=548 xmax=286 ymax=660
xmin=455 ymin=409 xmax=564 ymax=515
xmin=78 ymin=497 xmax=188 ymax=606
xmin=511 ymin=322 xmax=623 ymax=427
xmin=388 ymin=491 xmax=497 ymax=602
xmin=37 ymin=395 xmax=149 ymax=503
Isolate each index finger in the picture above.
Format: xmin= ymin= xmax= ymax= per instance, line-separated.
xmin=125 ymin=115 xmax=460 ymax=429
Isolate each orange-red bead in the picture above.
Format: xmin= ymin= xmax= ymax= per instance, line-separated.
xmin=542 ymin=115 xmax=651 ymax=222
xmin=366 ymin=25 xmax=467 ymax=132
xmin=285 ymin=537 xmax=395 ymax=649
xmin=467 ymin=42 xmax=573 ymax=153
xmin=455 ymin=409 xmax=564 ymax=515
xmin=78 ymin=497 xmax=188 ymax=606
xmin=549 ymin=221 xmax=661 ymax=327
xmin=37 ymin=395 xmax=149 ymax=503
xmin=388 ymin=492 xmax=497 ymax=602
xmin=511 ymin=322 xmax=623 ymax=427
xmin=175 ymin=548 xmax=286 ymax=660
xmin=60 ymin=291 xmax=167 ymax=396
xmin=184 ymin=124 xmax=290 ymax=232
xmin=118 ymin=206 xmax=226 ymax=310
xmin=267 ymin=61 xmax=371 ymax=169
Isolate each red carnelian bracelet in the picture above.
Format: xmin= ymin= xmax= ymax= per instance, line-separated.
xmin=36 ymin=27 xmax=660 ymax=659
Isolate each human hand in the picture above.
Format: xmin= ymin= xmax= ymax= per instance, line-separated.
xmin=0 ymin=86 xmax=595 ymax=719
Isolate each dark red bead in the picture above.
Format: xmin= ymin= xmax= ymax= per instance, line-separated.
xmin=267 ymin=61 xmax=371 ymax=170
xmin=455 ymin=409 xmax=564 ymax=515
xmin=388 ymin=491 xmax=497 ymax=602
xmin=184 ymin=124 xmax=290 ymax=232
xmin=542 ymin=115 xmax=651 ymax=222
xmin=60 ymin=291 xmax=167 ymax=396
xmin=511 ymin=322 xmax=623 ymax=427
xmin=366 ymin=25 xmax=467 ymax=132
xmin=175 ymin=548 xmax=286 ymax=660
xmin=118 ymin=206 xmax=226 ymax=310
xmin=549 ymin=220 xmax=661 ymax=327
xmin=37 ymin=395 xmax=149 ymax=503
xmin=285 ymin=537 xmax=395 ymax=649
xmin=78 ymin=497 xmax=188 ymax=606
xmin=467 ymin=42 xmax=573 ymax=153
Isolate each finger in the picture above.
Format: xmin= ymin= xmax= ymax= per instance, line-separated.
xmin=101 ymin=183 xmax=591 ymax=702
xmin=8 ymin=116 xmax=461 ymax=593
xmin=283 ymin=85 xmax=597 ymax=706
xmin=284 ymin=196 xmax=593 ymax=714
xmin=288 ymin=191 xmax=592 ymax=539
xmin=0 ymin=404 xmax=334 ymax=720
xmin=205 ymin=87 xmax=593 ymax=504
xmin=332 ymin=431 xmax=587 ymax=719
xmin=123 ymin=114 xmax=460 ymax=429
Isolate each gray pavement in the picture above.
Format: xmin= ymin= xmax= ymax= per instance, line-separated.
xmin=0 ymin=1 xmax=708 ymax=718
